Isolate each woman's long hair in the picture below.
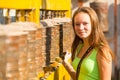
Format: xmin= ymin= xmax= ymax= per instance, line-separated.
xmin=71 ymin=7 xmax=114 ymax=61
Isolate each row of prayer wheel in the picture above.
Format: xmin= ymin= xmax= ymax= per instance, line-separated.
xmin=0 ymin=18 xmax=74 ymax=80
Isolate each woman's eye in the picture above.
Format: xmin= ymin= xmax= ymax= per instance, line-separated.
xmin=83 ymin=22 xmax=88 ymax=25
xmin=75 ymin=22 xmax=88 ymax=26
xmin=75 ymin=23 xmax=80 ymax=26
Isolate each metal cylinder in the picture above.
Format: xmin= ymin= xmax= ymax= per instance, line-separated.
xmin=0 ymin=31 xmax=6 ymax=80
xmin=5 ymin=32 xmax=21 ymax=80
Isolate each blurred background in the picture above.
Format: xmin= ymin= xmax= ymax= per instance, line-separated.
xmin=0 ymin=0 xmax=119 ymax=80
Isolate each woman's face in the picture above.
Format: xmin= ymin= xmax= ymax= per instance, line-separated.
xmin=74 ymin=12 xmax=92 ymax=39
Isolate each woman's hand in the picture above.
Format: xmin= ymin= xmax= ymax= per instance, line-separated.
xmin=62 ymin=51 xmax=71 ymax=62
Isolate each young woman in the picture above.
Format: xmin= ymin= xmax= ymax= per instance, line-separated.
xmin=62 ymin=7 xmax=114 ymax=80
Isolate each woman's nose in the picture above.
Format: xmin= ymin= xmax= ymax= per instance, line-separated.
xmin=79 ymin=24 xmax=84 ymax=29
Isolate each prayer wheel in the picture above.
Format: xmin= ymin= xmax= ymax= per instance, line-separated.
xmin=0 ymin=31 xmax=6 ymax=80
xmin=5 ymin=32 xmax=21 ymax=80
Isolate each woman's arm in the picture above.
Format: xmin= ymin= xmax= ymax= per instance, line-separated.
xmin=62 ymin=52 xmax=76 ymax=80
xmin=97 ymin=49 xmax=112 ymax=80
xmin=62 ymin=60 xmax=76 ymax=80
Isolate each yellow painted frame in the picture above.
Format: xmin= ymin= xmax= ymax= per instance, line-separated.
xmin=0 ymin=0 xmax=41 ymax=27
xmin=0 ymin=0 xmax=33 ymax=9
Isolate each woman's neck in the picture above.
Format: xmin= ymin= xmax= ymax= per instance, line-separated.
xmin=83 ymin=38 xmax=90 ymax=48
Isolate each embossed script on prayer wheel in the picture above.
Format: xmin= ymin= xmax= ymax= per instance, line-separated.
xmin=90 ymin=1 xmax=109 ymax=32
xmin=35 ymin=27 xmax=45 ymax=74
xmin=6 ymin=32 xmax=21 ymax=80
xmin=18 ymin=32 xmax=28 ymax=80
xmin=24 ymin=28 xmax=37 ymax=80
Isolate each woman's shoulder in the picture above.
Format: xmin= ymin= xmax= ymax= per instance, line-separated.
xmin=96 ymin=46 xmax=112 ymax=63
xmin=96 ymin=46 xmax=112 ymax=80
